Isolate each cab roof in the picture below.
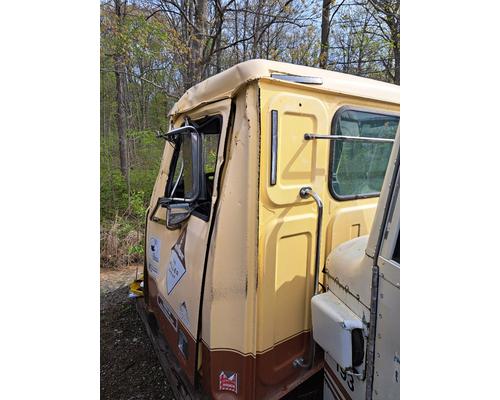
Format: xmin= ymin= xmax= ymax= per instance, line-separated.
xmin=169 ymin=59 xmax=400 ymax=117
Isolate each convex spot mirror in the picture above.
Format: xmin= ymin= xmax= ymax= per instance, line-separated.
xmin=165 ymin=202 xmax=194 ymax=230
xmin=157 ymin=125 xmax=203 ymax=229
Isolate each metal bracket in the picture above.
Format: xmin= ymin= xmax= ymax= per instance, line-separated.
xmin=304 ymin=134 xmax=394 ymax=144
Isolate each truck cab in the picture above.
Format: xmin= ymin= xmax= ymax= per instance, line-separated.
xmin=140 ymin=60 xmax=399 ymax=399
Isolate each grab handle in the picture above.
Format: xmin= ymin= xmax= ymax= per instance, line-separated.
xmin=293 ymin=186 xmax=323 ymax=370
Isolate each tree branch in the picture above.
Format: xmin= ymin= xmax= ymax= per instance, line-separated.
xmin=101 ymin=68 xmax=179 ymax=99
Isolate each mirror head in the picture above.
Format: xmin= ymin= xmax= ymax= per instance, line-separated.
xmin=157 ymin=125 xmax=203 ymax=229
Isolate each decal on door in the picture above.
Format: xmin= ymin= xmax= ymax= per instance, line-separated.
xmin=157 ymin=294 xmax=178 ymax=331
xmin=178 ymin=301 xmax=190 ymax=329
xmin=167 ymin=228 xmax=187 ymax=294
xmin=148 ymin=237 xmax=161 ymax=278
xmin=219 ymin=371 xmax=238 ymax=394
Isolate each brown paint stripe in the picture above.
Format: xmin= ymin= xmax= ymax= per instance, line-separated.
xmin=325 ymin=362 xmax=353 ymax=400
xmin=201 ymin=333 xmax=323 ymax=399
xmin=255 ymin=329 xmax=311 ymax=353
xmin=324 ymin=371 xmax=343 ymax=400
xmin=200 ymin=340 xmax=256 ymax=357
xmin=201 ymin=328 xmax=311 ymax=357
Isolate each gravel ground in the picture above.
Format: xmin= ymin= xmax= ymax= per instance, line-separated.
xmin=100 ymin=267 xmax=173 ymax=400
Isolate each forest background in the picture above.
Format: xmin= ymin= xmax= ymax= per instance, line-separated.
xmin=100 ymin=0 xmax=400 ymax=267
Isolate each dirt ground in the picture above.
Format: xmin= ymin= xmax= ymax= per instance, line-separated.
xmin=100 ymin=265 xmax=173 ymax=400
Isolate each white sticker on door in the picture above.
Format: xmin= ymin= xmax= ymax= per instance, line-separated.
xmin=167 ymin=250 xmax=186 ymax=294
xmin=148 ymin=237 xmax=161 ymax=278
xmin=167 ymin=228 xmax=187 ymax=294
xmin=149 ymin=237 xmax=161 ymax=262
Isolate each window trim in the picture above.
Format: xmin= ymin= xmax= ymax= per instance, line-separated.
xmin=328 ymin=105 xmax=400 ymax=201
xmin=189 ymin=113 xmax=224 ymax=223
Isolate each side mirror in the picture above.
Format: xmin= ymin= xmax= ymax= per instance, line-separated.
xmin=160 ymin=125 xmax=203 ymax=204
xmin=152 ymin=125 xmax=203 ymax=229
xmin=165 ymin=202 xmax=194 ymax=230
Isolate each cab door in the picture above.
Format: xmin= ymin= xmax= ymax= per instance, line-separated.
xmin=145 ymin=99 xmax=232 ymax=384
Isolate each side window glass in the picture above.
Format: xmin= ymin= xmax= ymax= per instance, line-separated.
xmin=330 ymin=108 xmax=399 ymax=199
xmin=202 ymin=133 xmax=219 ymax=198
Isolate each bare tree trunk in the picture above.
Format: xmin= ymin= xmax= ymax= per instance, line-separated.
xmin=391 ymin=28 xmax=400 ymax=84
xmin=252 ymin=0 xmax=264 ymax=59
xmin=187 ymin=0 xmax=208 ymax=88
xmin=234 ymin=5 xmax=240 ymax=63
xmin=114 ymin=0 xmax=128 ymax=178
xmin=216 ymin=31 xmax=222 ymax=73
xmin=356 ymin=16 xmax=370 ymax=76
xmin=114 ymin=57 xmax=128 ymax=178
xmin=101 ymin=85 xmax=106 ymax=137
xmin=137 ymin=62 xmax=147 ymax=130
xmin=319 ymin=0 xmax=331 ymax=69
xmin=242 ymin=0 xmax=249 ymax=60
xmin=394 ymin=49 xmax=400 ymax=84
xmin=383 ymin=6 xmax=400 ymax=84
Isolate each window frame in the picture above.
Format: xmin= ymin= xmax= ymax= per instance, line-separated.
xmin=328 ymin=105 xmax=400 ymax=201
xmin=191 ymin=114 xmax=223 ymax=221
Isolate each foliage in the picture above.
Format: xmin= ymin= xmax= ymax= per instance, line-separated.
xmin=100 ymin=0 xmax=400 ymax=267
xmin=100 ymin=128 xmax=162 ymax=267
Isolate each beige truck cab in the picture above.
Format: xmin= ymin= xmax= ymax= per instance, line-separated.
xmin=139 ymin=60 xmax=399 ymax=399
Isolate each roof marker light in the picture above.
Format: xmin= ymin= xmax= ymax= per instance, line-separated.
xmin=270 ymin=74 xmax=323 ymax=85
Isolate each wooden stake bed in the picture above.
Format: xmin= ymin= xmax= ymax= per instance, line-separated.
xmin=135 ymin=298 xmax=206 ymax=400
